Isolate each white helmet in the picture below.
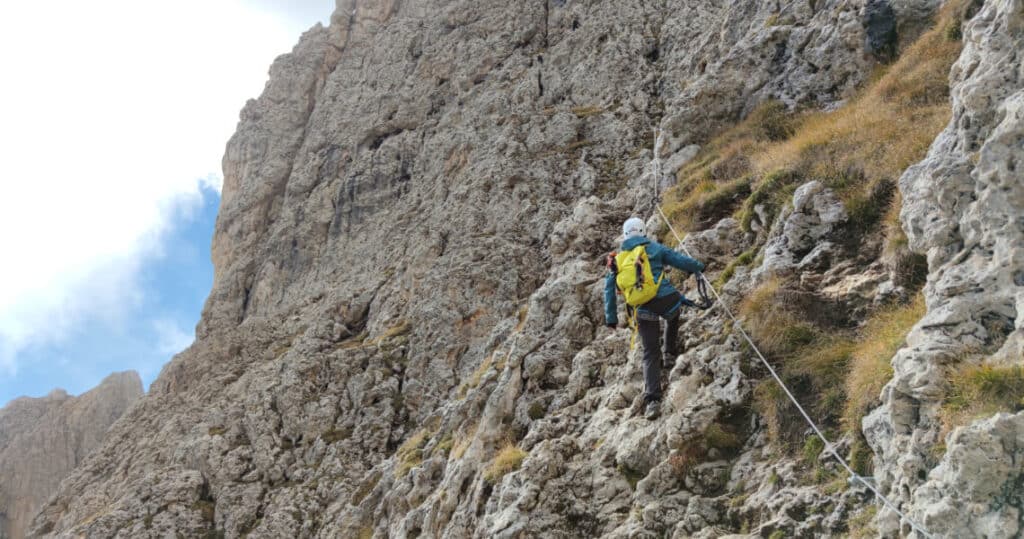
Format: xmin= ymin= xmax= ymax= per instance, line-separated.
xmin=622 ymin=217 xmax=645 ymax=239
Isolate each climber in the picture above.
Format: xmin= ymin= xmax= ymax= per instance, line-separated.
xmin=604 ymin=217 xmax=705 ymax=420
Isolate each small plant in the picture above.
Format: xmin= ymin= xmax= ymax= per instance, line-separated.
xmin=748 ymin=100 xmax=795 ymax=142
xmin=942 ymin=364 xmax=1024 ymax=433
xmin=848 ymin=505 xmax=878 ymax=538
xmin=705 ymin=423 xmax=743 ymax=451
xmin=435 ymin=436 xmax=454 ymax=456
xmin=714 ymin=247 xmax=758 ymax=288
xmin=664 ymin=176 xmax=752 ymax=232
xmin=208 ymin=426 xmax=226 ymax=437
xmin=451 ymin=424 xmax=477 ymax=460
xmin=528 ymin=401 xmax=546 ymax=420
xmin=378 ymin=320 xmax=411 ymax=341
xmin=618 ymin=462 xmax=648 ymax=490
xmin=849 ymin=435 xmax=874 ymax=476
xmin=803 ymin=435 xmax=825 ymax=463
xmin=484 ymin=443 xmax=527 ymax=482
xmin=728 ymin=491 xmax=751 ymax=508
xmin=395 ymin=429 xmax=431 ymax=478
xmin=459 ymin=354 xmax=496 ymax=397
xmin=821 ymin=474 xmax=848 ymax=495
xmin=737 ymin=169 xmax=799 ymax=232
xmin=740 ymin=278 xmax=820 ymax=358
xmin=842 ymin=178 xmax=896 ymax=240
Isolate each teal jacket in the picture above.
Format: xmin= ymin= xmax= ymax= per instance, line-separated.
xmin=604 ymin=236 xmax=705 ymax=325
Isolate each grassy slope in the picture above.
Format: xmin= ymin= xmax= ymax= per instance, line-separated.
xmin=660 ymin=1 xmax=978 ymax=469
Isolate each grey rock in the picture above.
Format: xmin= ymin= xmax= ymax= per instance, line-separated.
xmin=680 ymin=217 xmax=750 ymax=271
xmin=910 ymin=412 xmax=1024 ymax=538
xmin=863 ymin=0 xmax=899 ymax=61
xmin=866 ymin=0 xmax=1024 ymax=535
xmin=0 ymin=372 xmax=142 ymax=539
xmin=22 ymin=0 xmax=1008 ymax=538
xmin=756 ymin=180 xmax=847 ymax=278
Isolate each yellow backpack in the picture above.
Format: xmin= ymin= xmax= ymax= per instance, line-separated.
xmin=614 ymin=245 xmax=664 ymax=307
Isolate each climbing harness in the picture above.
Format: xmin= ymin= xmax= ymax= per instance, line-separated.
xmin=652 ymin=201 xmax=934 ymax=539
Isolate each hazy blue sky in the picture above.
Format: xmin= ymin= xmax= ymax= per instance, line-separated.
xmin=0 ymin=0 xmax=334 ymax=405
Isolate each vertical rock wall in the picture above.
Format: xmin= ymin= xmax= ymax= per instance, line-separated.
xmin=0 ymin=372 xmax=142 ymax=539
xmin=865 ymin=0 xmax=1024 ymax=536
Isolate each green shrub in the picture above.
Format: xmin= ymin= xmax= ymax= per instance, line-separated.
xmin=803 ymin=435 xmax=825 ymax=463
xmin=714 ymin=247 xmax=758 ymax=288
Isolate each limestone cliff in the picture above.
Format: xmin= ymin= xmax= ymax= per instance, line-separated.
xmin=29 ymin=0 xmax=1023 ymax=538
xmin=0 ymin=372 xmax=142 ymax=539
xmin=865 ymin=0 xmax=1024 ymax=535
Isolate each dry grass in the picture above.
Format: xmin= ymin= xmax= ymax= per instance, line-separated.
xmin=843 ymin=294 xmax=926 ymax=433
xmin=704 ymin=423 xmax=743 ymax=451
xmin=571 ymin=105 xmax=604 ymax=118
xmin=661 ymin=100 xmax=790 ymax=233
xmin=434 ymin=436 xmax=454 ymax=457
xmin=739 ymin=278 xmax=820 ymax=358
xmin=941 ymin=364 xmax=1024 ymax=435
xmin=669 ymin=422 xmax=744 ymax=479
xmin=847 ymin=505 xmax=879 ymax=539
xmin=395 ymin=428 xmax=431 ymax=478
xmin=665 ymin=1 xmax=969 ymax=455
xmin=451 ymin=423 xmax=477 ymax=460
xmin=750 ymin=286 xmax=926 ymax=448
xmin=744 ymin=280 xmax=928 ymax=448
xmin=664 ymin=176 xmax=752 ymax=232
xmin=752 ymin=1 xmax=964 ymax=198
xmin=350 ymin=470 xmax=382 ymax=506
xmin=882 ymin=193 xmax=929 ymax=289
xmin=483 ymin=443 xmax=527 ymax=482
xmin=753 ymin=337 xmax=856 ymax=445
xmin=662 ymin=1 xmax=967 ymax=239
xmin=458 ymin=354 xmax=495 ymax=398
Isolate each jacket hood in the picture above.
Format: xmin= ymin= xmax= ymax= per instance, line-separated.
xmin=620 ymin=236 xmax=650 ymax=250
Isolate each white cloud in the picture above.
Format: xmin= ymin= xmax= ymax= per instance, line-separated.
xmin=153 ymin=319 xmax=197 ymax=357
xmin=0 ymin=1 xmax=331 ymax=374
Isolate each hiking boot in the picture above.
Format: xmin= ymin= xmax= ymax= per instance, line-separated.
xmin=644 ymin=401 xmax=661 ymax=420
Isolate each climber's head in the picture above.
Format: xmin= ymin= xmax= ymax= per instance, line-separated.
xmin=622 ymin=217 xmax=645 ymax=239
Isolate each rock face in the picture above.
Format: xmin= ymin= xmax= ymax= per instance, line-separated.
xmin=865 ymin=0 xmax=1024 ymax=536
xmin=0 ymin=372 xmax=142 ymax=539
xmin=757 ymin=180 xmax=849 ymax=277
xmin=24 ymin=0 xmax=1021 ymax=538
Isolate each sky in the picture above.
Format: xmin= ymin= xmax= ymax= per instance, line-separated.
xmin=0 ymin=0 xmax=335 ymax=405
